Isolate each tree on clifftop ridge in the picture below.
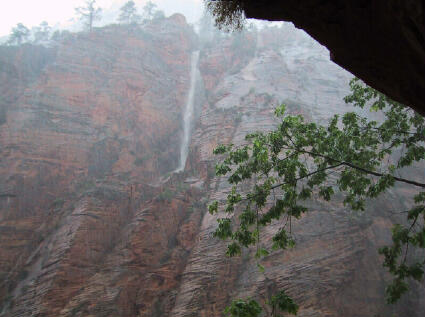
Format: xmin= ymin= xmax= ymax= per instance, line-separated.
xmin=33 ymin=21 xmax=51 ymax=44
xmin=7 ymin=23 xmax=30 ymax=45
xmin=118 ymin=1 xmax=142 ymax=25
xmin=142 ymin=1 xmax=158 ymax=22
xmin=75 ymin=0 xmax=102 ymax=32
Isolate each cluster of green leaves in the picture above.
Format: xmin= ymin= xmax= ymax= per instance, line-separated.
xmin=209 ymin=78 xmax=425 ymax=312
xmin=224 ymin=298 xmax=262 ymax=317
xmin=224 ymin=290 xmax=298 ymax=317
xmin=268 ymin=290 xmax=299 ymax=316
xmin=379 ymin=193 xmax=425 ymax=303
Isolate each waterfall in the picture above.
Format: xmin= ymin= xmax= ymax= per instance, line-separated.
xmin=175 ymin=50 xmax=200 ymax=173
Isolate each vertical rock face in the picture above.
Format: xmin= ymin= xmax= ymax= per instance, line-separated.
xmin=0 ymin=17 xmax=424 ymax=317
xmin=177 ymin=25 xmax=425 ymax=317
xmin=0 ymin=15 xmax=199 ymax=317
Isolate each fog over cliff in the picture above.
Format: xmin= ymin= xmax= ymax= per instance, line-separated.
xmin=0 ymin=0 xmax=204 ymax=37
xmin=0 ymin=9 xmax=424 ymax=317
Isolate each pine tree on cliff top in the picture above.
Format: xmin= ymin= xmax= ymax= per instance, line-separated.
xmin=75 ymin=0 xmax=102 ymax=32
xmin=7 ymin=23 xmax=30 ymax=45
xmin=142 ymin=1 xmax=158 ymax=22
xmin=118 ymin=1 xmax=142 ymax=25
xmin=209 ymin=78 xmax=425 ymax=315
xmin=33 ymin=21 xmax=51 ymax=44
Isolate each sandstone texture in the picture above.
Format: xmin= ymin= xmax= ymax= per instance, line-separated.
xmin=0 ymin=16 xmax=424 ymax=317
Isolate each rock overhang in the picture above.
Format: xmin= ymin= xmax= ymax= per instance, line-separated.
xmin=234 ymin=0 xmax=425 ymax=116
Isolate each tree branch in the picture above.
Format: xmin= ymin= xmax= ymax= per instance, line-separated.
xmin=269 ymin=163 xmax=344 ymax=191
xmin=295 ymin=149 xmax=425 ymax=188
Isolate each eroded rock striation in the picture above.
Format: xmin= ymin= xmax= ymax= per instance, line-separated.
xmin=0 ymin=16 xmax=424 ymax=317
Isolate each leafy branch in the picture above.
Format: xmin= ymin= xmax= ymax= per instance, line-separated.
xmin=210 ymin=78 xmax=425 ymax=315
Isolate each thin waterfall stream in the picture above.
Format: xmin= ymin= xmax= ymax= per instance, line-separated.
xmin=174 ymin=50 xmax=200 ymax=173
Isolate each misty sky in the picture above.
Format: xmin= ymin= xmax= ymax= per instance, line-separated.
xmin=0 ymin=0 xmax=204 ymax=36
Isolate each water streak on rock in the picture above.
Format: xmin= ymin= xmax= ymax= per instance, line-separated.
xmin=175 ymin=50 xmax=200 ymax=173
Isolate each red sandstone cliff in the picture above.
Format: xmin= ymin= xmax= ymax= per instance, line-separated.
xmin=0 ymin=16 xmax=424 ymax=317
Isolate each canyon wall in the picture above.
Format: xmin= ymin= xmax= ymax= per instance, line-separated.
xmin=0 ymin=16 xmax=423 ymax=316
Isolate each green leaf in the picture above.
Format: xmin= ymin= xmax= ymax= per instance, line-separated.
xmin=272 ymin=229 xmax=295 ymax=250
xmin=257 ymin=263 xmax=265 ymax=273
xmin=255 ymin=248 xmax=269 ymax=259
xmin=214 ymin=218 xmax=232 ymax=240
xmin=208 ymin=201 xmax=218 ymax=215
xmin=226 ymin=242 xmax=241 ymax=257
xmin=224 ymin=298 xmax=262 ymax=317
xmin=269 ymin=290 xmax=298 ymax=315
xmin=274 ymin=103 xmax=286 ymax=117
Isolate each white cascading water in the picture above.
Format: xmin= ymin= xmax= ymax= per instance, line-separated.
xmin=174 ymin=50 xmax=200 ymax=173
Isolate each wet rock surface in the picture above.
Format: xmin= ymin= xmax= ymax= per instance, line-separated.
xmin=0 ymin=18 xmax=424 ymax=317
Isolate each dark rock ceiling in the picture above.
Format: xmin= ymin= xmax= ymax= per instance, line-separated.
xmin=238 ymin=0 xmax=425 ymax=116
